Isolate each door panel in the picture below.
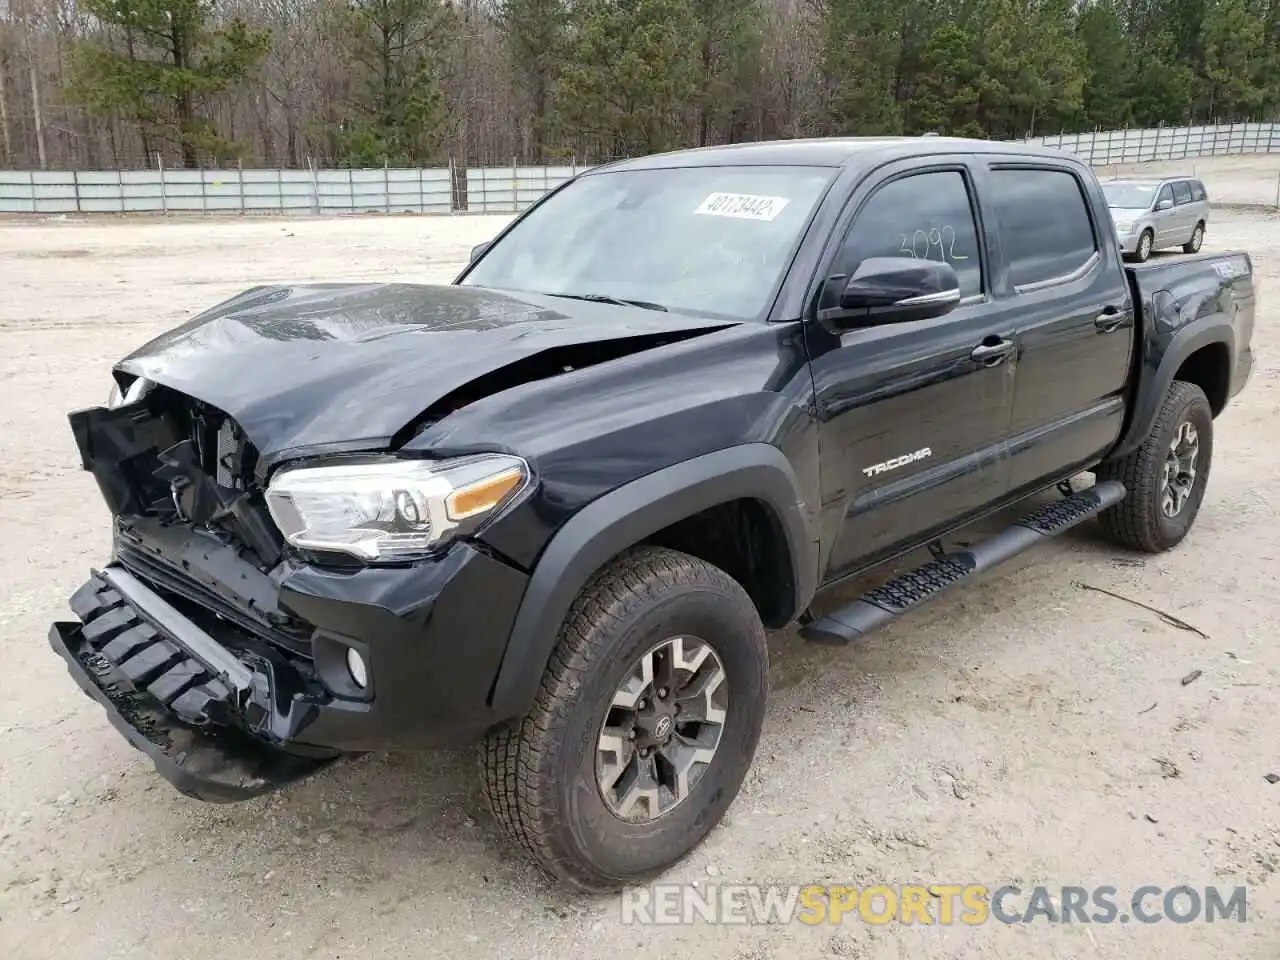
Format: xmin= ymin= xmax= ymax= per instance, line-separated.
xmin=807 ymin=313 xmax=1014 ymax=579
xmin=803 ymin=164 xmax=1014 ymax=582
xmin=1003 ymin=282 xmax=1132 ymax=490
xmin=981 ymin=164 xmax=1134 ymax=495
xmin=1153 ymin=184 xmax=1179 ymax=245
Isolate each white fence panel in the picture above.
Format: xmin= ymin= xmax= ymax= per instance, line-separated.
xmin=1 ymin=122 xmax=1276 ymax=215
xmin=1021 ymin=121 xmax=1280 ymax=166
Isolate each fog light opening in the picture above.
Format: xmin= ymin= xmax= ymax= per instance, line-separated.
xmin=346 ymin=647 xmax=368 ymax=689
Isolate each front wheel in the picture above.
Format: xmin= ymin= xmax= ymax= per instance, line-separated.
xmin=1095 ymin=380 xmax=1213 ymax=552
xmin=481 ymin=546 xmax=769 ymax=891
xmin=1133 ymin=228 xmax=1154 ymax=263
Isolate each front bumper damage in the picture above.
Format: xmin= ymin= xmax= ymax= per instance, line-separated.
xmin=52 ymin=526 xmax=530 ymax=801
xmin=50 ymin=568 xmax=333 ymax=802
xmin=52 ymin=393 xmax=532 ymax=802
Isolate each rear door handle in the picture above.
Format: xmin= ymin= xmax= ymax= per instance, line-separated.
xmin=1094 ymin=308 xmax=1125 ymax=333
xmin=970 ymin=338 xmax=1015 ymax=366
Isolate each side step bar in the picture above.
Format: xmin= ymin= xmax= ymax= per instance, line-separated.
xmin=801 ymin=481 xmax=1127 ymax=645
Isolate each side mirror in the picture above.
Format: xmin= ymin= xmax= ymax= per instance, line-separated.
xmin=1156 ymin=198 xmax=1174 ymax=211
xmin=822 ymin=257 xmax=961 ymax=327
xmin=470 ymin=241 xmax=490 ymax=263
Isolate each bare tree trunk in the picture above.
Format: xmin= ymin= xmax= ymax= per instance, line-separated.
xmin=285 ymin=102 xmax=297 ymax=166
xmin=28 ymin=51 xmax=47 ymax=168
xmin=171 ymin=26 xmax=198 ymax=167
xmin=18 ymin=4 xmax=49 ymax=169
xmin=0 ymin=54 xmax=12 ymax=165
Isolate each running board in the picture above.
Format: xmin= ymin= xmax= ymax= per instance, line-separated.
xmin=800 ymin=481 xmax=1127 ymax=645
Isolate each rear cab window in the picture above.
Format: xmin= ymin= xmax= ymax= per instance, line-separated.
xmin=987 ymin=167 xmax=1098 ymax=289
xmin=832 ymin=169 xmax=985 ymax=299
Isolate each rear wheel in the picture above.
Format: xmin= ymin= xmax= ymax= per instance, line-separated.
xmin=1095 ymin=380 xmax=1213 ymax=552
xmin=481 ymin=546 xmax=768 ymax=891
xmin=1183 ymin=222 xmax=1205 ymax=254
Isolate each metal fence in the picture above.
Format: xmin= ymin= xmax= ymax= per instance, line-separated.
xmin=1020 ymin=121 xmax=1280 ymax=165
xmin=465 ymin=164 xmax=583 ymax=212
xmin=2 ymin=120 xmax=1278 ymax=216
xmin=0 ymin=166 xmax=453 ymax=216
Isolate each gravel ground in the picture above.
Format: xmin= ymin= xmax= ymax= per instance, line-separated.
xmin=1 ymin=156 xmax=1277 ymax=960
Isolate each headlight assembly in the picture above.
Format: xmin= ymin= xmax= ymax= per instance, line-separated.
xmin=264 ymin=454 xmax=529 ymax=562
xmin=107 ymin=376 xmax=154 ymax=409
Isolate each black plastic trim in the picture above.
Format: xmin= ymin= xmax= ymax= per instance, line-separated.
xmin=1108 ymin=317 xmax=1234 ymax=460
xmin=487 ymin=443 xmax=816 ymax=718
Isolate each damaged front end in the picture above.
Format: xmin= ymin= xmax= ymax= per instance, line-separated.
xmin=51 ymin=381 xmax=340 ymax=800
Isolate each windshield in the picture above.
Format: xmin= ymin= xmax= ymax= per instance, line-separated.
xmin=1102 ymin=183 xmax=1157 ymax=209
xmin=461 ymin=165 xmax=836 ymax=320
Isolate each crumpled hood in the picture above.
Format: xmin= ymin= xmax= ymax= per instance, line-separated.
xmin=118 ymin=283 xmax=733 ymax=463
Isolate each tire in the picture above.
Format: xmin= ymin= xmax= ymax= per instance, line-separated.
xmin=1133 ymin=229 xmax=1154 ymax=263
xmin=1095 ymin=380 xmax=1213 ymax=553
xmin=481 ymin=545 xmax=769 ymax=891
xmin=1183 ymin=222 xmax=1205 ymax=254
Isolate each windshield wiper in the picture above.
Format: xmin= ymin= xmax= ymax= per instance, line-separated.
xmin=547 ymin=292 xmax=669 ymax=312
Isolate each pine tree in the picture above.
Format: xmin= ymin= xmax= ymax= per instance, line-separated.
xmin=500 ymin=0 xmax=568 ymax=159
xmin=820 ymin=0 xmax=904 ymax=135
xmin=1077 ymin=1 xmax=1135 ymax=130
xmin=65 ymin=0 xmax=269 ymax=167
xmin=329 ymin=0 xmax=457 ymax=166
xmin=553 ymin=0 xmax=700 ymax=158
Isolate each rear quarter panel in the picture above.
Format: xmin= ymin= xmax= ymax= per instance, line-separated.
xmin=1109 ymin=250 xmax=1255 ymax=459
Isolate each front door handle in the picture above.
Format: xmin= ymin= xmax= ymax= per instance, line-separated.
xmin=1094 ymin=308 xmax=1125 ymax=333
xmin=970 ymin=338 xmax=1015 ymax=366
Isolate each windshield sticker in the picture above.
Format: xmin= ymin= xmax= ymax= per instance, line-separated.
xmin=694 ymin=193 xmax=790 ymax=221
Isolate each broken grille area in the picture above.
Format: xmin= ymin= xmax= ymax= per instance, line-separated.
xmin=150 ymin=389 xmax=285 ymax=570
xmin=76 ymin=384 xmax=315 ymax=658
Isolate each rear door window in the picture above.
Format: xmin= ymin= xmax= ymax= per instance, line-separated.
xmin=988 ymin=168 xmax=1098 ymax=288
xmin=1191 ymin=181 xmax=1207 ymax=201
xmin=1172 ymin=181 xmax=1193 ymax=204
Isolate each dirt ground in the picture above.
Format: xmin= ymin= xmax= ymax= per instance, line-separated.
xmin=1 ymin=155 xmax=1278 ymax=960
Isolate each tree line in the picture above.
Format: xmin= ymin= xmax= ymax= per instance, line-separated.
xmin=1 ymin=0 xmax=1278 ymax=170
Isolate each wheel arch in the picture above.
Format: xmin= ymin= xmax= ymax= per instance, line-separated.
xmin=1108 ymin=319 xmax=1234 ymax=461
xmin=486 ymin=443 xmax=817 ymax=720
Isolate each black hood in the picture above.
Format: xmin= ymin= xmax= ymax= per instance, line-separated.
xmin=117 ymin=283 xmax=735 ymax=463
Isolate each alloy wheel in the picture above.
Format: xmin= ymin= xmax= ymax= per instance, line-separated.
xmin=1162 ymin=420 xmax=1200 ymax=517
xmin=595 ymin=636 xmax=728 ymax=823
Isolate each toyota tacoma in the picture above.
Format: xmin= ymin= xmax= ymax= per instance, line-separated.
xmin=49 ymin=137 xmax=1256 ymax=891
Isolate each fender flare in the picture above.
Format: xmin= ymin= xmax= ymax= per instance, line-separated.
xmin=487 ymin=443 xmax=817 ymax=719
xmin=1108 ymin=316 xmax=1234 ymax=461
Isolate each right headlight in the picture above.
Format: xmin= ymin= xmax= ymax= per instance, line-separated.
xmin=264 ymin=454 xmax=529 ymax=562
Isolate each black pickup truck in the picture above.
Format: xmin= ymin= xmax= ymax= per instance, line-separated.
xmin=49 ymin=137 xmax=1256 ymax=891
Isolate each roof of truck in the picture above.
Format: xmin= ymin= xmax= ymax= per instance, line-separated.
xmin=1103 ymin=175 xmax=1201 ymax=186
xmin=597 ymin=136 xmax=1081 ymax=172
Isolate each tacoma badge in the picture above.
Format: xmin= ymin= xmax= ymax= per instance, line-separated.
xmin=862 ymin=448 xmax=933 ymax=477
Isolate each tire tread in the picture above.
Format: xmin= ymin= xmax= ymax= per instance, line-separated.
xmin=480 ymin=545 xmax=763 ymax=889
xmin=1096 ymin=380 xmax=1209 ymax=552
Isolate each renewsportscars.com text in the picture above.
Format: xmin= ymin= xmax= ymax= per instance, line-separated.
xmin=620 ymin=884 xmax=1248 ymax=926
